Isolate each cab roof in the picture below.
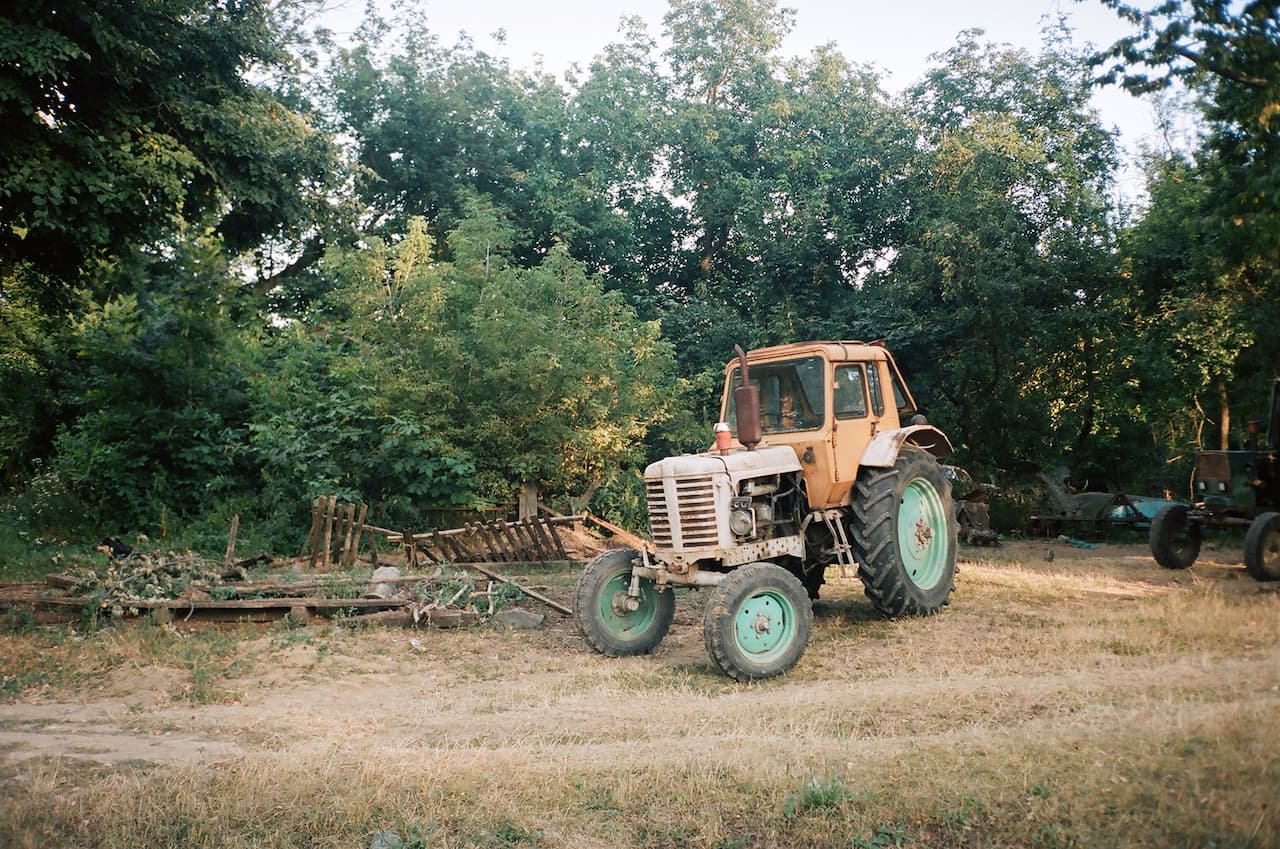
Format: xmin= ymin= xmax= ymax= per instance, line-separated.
xmin=723 ymin=341 xmax=892 ymax=369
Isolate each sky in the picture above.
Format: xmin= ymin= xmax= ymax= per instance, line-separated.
xmin=320 ymin=0 xmax=1178 ymax=194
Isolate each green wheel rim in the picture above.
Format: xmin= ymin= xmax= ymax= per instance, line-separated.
xmin=732 ymin=588 xmax=796 ymax=662
xmin=596 ymin=568 xmax=661 ymax=638
xmin=897 ymin=478 xmax=948 ymax=590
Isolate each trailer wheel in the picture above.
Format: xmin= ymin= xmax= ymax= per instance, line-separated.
xmin=703 ymin=562 xmax=812 ymax=681
xmin=1244 ymin=512 xmax=1280 ymax=582
xmin=1149 ymin=504 xmax=1201 ymax=570
xmin=850 ymin=447 xmax=957 ymax=617
xmin=573 ymin=549 xmax=674 ymax=656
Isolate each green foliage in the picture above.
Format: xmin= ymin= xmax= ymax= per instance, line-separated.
xmin=1096 ymin=1 xmax=1280 ymax=454
xmin=2 ymin=0 xmax=1276 ymax=548
xmin=851 ymin=823 xmax=916 ymax=848
xmin=0 ymin=0 xmax=336 ymax=294
xmin=782 ymin=774 xmax=852 ymax=821
xmin=861 ymin=25 xmax=1125 ymax=476
xmin=320 ymin=211 xmax=680 ymax=506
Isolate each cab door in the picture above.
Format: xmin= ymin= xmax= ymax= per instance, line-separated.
xmin=829 ymin=361 xmax=877 ymax=501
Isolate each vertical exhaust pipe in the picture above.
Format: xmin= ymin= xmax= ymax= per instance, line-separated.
xmin=734 ymin=344 xmax=762 ymax=451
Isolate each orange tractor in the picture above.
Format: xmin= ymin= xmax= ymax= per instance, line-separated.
xmin=574 ymin=342 xmax=958 ymax=680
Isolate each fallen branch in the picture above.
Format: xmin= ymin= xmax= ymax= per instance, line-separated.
xmin=454 ymin=562 xmax=572 ymax=616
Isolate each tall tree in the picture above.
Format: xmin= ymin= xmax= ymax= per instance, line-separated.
xmin=1096 ymin=0 xmax=1280 ymax=448
xmin=862 ymin=27 xmax=1123 ymax=472
xmin=0 ymin=0 xmax=337 ymax=303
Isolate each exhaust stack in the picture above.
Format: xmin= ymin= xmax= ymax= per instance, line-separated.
xmin=734 ymin=344 xmax=762 ymax=451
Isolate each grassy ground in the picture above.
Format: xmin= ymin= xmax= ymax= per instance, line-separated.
xmin=1 ymin=541 xmax=1278 ymax=848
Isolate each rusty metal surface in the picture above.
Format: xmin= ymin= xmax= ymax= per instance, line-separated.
xmin=1196 ymin=452 xmax=1231 ymax=482
xmin=860 ymin=425 xmax=955 ymax=467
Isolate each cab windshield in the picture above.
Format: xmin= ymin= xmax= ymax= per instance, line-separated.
xmin=726 ymin=356 xmax=826 ymax=435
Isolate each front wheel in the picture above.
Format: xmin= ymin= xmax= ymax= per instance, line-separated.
xmin=1243 ymin=512 xmax=1280 ymax=582
xmin=851 ymin=447 xmax=957 ymax=618
xmin=574 ymin=549 xmax=675 ymax=656
xmin=1149 ymin=504 xmax=1201 ymax=570
xmin=703 ymin=563 xmax=812 ymax=682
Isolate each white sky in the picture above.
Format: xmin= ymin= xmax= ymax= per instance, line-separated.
xmin=321 ymin=0 xmax=1180 ymax=195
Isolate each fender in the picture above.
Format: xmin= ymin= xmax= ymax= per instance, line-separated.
xmin=859 ymin=425 xmax=955 ymax=468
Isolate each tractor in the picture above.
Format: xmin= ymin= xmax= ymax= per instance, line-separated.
xmin=1149 ymin=378 xmax=1280 ymax=581
xmin=573 ymin=341 xmax=958 ymax=681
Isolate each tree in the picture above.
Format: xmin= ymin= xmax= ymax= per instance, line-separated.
xmin=0 ymin=0 xmax=337 ymax=304
xmin=320 ymin=210 xmax=682 ymax=508
xmin=861 ymin=27 xmax=1123 ymax=473
xmin=1096 ymin=1 xmax=1280 ymax=450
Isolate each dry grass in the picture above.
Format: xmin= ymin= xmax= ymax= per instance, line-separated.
xmin=2 ymin=543 xmax=1279 ymax=848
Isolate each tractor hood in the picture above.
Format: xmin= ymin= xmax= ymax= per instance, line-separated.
xmin=645 ymin=444 xmax=802 ymax=482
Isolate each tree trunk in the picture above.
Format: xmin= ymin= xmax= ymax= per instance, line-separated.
xmin=518 ymin=482 xmax=538 ymax=521
xmin=1217 ymin=377 xmax=1231 ymax=450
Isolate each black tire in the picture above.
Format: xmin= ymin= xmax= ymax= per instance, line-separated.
xmin=1243 ymin=512 xmax=1280 ymax=582
xmin=1149 ymin=504 xmax=1201 ymax=570
xmin=703 ymin=562 xmax=812 ymax=682
xmin=850 ymin=447 xmax=958 ymax=618
xmin=573 ymin=549 xmax=675 ymax=656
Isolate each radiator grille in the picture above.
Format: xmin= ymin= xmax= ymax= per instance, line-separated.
xmin=647 ymin=476 xmax=719 ymax=549
xmin=1196 ymin=452 xmax=1230 ymax=482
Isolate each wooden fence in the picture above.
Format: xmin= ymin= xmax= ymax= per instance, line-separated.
xmin=303 ymin=497 xmax=578 ymax=569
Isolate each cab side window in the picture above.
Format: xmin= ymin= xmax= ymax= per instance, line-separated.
xmin=866 ymin=362 xmax=885 ymax=416
xmin=833 ymin=365 xmax=868 ymax=419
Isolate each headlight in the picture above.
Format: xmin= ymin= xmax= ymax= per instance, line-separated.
xmin=729 ymin=508 xmax=755 ymax=537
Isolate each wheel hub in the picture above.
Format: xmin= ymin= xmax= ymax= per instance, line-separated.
xmin=751 ymin=611 xmax=772 ymax=635
xmin=610 ymin=591 xmax=640 ymax=615
xmin=913 ymin=516 xmax=934 ymax=551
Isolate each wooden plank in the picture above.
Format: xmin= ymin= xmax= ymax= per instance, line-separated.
xmin=478 ymin=522 xmax=506 ymax=560
xmin=583 ymin=511 xmax=650 ymax=552
xmin=515 ymin=519 xmax=538 ymax=560
xmin=420 ymin=530 xmax=445 ymax=563
xmin=462 ymin=523 xmax=484 ymax=561
xmin=513 ymin=520 xmax=543 ymax=562
xmin=542 ymin=517 xmax=569 ymax=561
xmin=496 ymin=520 xmax=524 ymax=560
xmin=19 ymin=596 xmax=408 ymax=611
xmin=471 ymin=521 xmax=502 ymax=562
xmin=440 ymin=532 xmax=470 ymax=563
xmin=445 ymin=532 xmax=476 ymax=563
xmin=307 ymin=498 xmax=323 ymax=567
xmin=224 ymin=514 xmax=240 ymax=567
xmin=403 ymin=528 xmax=416 ymax=569
xmin=339 ymin=503 xmax=356 ymax=567
xmin=463 ymin=526 xmax=487 ymax=560
xmin=347 ymin=503 xmax=369 ymax=568
xmin=414 ymin=541 xmax=441 ymax=566
xmin=525 ymin=518 xmax=556 ymax=561
xmin=321 ymin=496 xmax=337 ymax=569
xmin=302 ymin=497 xmax=322 ymax=560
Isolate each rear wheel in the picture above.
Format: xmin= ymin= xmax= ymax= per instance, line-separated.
xmin=1149 ymin=504 xmax=1201 ymax=570
xmin=574 ymin=549 xmax=674 ymax=656
xmin=1243 ymin=512 xmax=1280 ymax=582
xmin=703 ymin=562 xmax=812 ymax=682
xmin=850 ymin=447 xmax=957 ymax=617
